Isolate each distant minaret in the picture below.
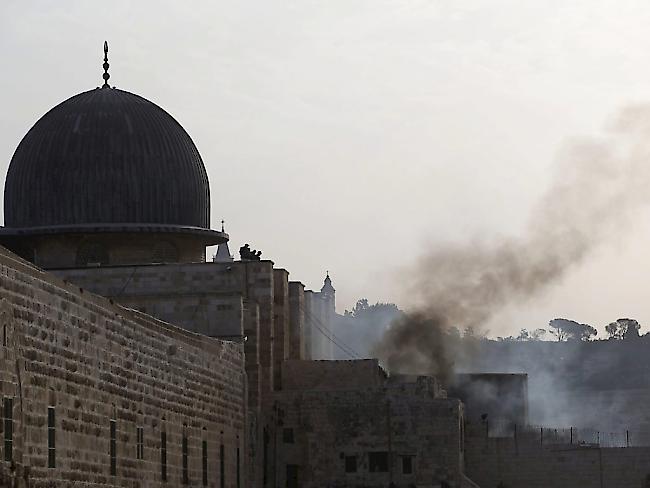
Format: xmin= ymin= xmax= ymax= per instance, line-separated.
xmin=213 ymin=220 xmax=234 ymax=263
xmin=321 ymin=271 xmax=335 ymax=304
xmin=321 ymin=272 xmax=336 ymax=359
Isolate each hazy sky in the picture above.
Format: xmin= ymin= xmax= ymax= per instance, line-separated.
xmin=3 ymin=1 xmax=650 ymax=336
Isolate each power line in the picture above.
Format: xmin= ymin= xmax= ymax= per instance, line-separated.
xmin=305 ymin=309 xmax=363 ymax=358
xmin=302 ymin=309 xmax=355 ymax=359
xmin=302 ymin=306 xmax=361 ymax=359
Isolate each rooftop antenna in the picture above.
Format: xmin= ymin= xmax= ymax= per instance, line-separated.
xmin=102 ymin=41 xmax=110 ymax=88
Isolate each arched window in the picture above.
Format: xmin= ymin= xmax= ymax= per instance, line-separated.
xmin=152 ymin=241 xmax=179 ymax=263
xmin=76 ymin=242 xmax=109 ymax=266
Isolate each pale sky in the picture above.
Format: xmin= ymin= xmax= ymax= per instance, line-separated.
xmin=3 ymin=1 xmax=650 ymax=336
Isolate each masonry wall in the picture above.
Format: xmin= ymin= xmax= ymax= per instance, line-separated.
xmin=275 ymin=375 xmax=464 ymax=488
xmin=0 ymin=245 xmax=246 ymax=487
xmin=282 ymin=359 xmax=387 ymax=391
xmin=287 ymin=282 xmax=304 ymax=360
xmin=244 ymin=302 xmax=261 ymax=413
xmin=52 ymin=259 xmax=288 ymax=488
xmin=26 ymin=233 xmax=206 ymax=268
xmin=272 ymin=270 xmax=289 ymax=391
xmin=243 ymin=301 xmax=262 ymax=488
xmin=465 ymin=424 xmax=650 ymax=488
xmin=51 ymin=262 xmax=246 ymax=339
xmin=52 ymin=260 xmax=275 ymax=400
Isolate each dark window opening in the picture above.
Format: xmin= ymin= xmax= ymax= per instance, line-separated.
xmin=109 ymin=419 xmax=116 ymax=475
xmin=202 ymin=439 xmax=208 ymax=486
xmin=236 ymin=446 xmax=241 ymax=488
xmin=182 ymin=429 xmax=189 ymax=485
xmin=136 ymin=426 xmax=144 ymax=460
xmin=286 ymin=464 xmax=299 ymax=488
xmin=283 ymin=428 xmax=294 ymax=444
xmin=402 ymin=455 xmax=413 ymax=474
xmin=161 ymin=431 xmax=167 ymax=482
xmin=4 ymin=397 xmax=13 ymax=462
xmin=263 ymin=428 xmax=269 ymax=486
xmin=220 ymin=443 xmax=225 ymax=488
xmin=345 ymin=455 xmax=357 ymax=473
xmin=368 ymin=451 xmax=389 ymax=473
xmin=2 ymin=324 xmax=6 ymax=347
xmin=48 ymin=407 xmax=56 ymax=468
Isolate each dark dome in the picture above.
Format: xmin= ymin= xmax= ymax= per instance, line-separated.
xmin=3 ymin=86 xmax=218 ymax=240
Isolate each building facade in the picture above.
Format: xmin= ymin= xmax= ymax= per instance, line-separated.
xmin=0 ymin=45 xmax=481 ymax=488
xmin=0 ymin=245 xmax=245 ymax=487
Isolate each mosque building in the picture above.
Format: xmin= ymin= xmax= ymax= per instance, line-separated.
xmin=0 ymin=42 xmax=593 ymax=488
xmin=0 ymin=42 xmax=357 ymax=488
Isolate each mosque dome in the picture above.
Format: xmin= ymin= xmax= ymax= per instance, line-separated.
xmin=3 ymin=85 xmax=223 ymax=244
xmin=0 ymin=42 xmax=227 ymax=267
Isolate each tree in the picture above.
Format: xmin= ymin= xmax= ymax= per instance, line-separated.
xmin=344 ymin=298 xmax=400 ymax=319
xmin=548 ymin=318 xmax=597 ymax=342
xmin=606 ymin=318 xmax=641 ymax=340
xmin=344 ymin=298 xmax=369 ymax=317
xmin=506 ymin=328 xmax=547 ymax=341
xmin=530 ymin=328 xmax=547 ymax=341
xmin=339 ymin=298 xmax=403 ymax=358
xmin=516 ymin=329 xmax=530 ymax=341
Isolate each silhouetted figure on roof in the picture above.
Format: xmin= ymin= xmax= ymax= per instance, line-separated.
xmin=239 ymin=244 xmax=262 ymax=261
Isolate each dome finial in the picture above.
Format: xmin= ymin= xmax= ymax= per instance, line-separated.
xmin=102 ymin=41 xmax=110 ymax=88
xmin=221 ymin=219 xmax=225 ymax=232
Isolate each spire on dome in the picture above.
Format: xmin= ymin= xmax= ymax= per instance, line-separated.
xmin=102 ymin=41 xmax=110 ymax=88
xmin=213 ymin=220 xmax=233 ymax=263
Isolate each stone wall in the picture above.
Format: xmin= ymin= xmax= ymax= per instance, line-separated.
xmin=465 ymin=424 xmax=650 ymax=488
xmin=25 ymin=232 xmax=207 ymax=268
xmin=275 ymin=371 xmax=464 ymax=488
xmin=51 ymin=259 xmax=307 ymax=488
xmin=51 ymin=260 xmax=277 ymax=401
xmin=272 ymin=270 xmax=289 ymax=391
xmin=282 ymin=359 xmax=387 ymax=391
xmin=287 ymin=283 xmax=304 ymax=360
xmin=0 ymin=245 xmax=246 ymax=487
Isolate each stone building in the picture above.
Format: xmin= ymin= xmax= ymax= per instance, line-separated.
xmin=0 ymin=243 xmax=245 ymax=487
xmin=303 ymin=274 xmax=336 ymax=360
xmin=0 ymin=45 xmax=355 ymax=487
xmin=275 ymin=360 xmax=472 ymax=488
xmin=10 ymin=40 xmax=650 ymax=488
xmin=0 ymin=43 xmax=560 ymax=488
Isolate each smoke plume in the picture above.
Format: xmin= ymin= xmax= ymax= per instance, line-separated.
xmin=373 ymin=105 xmax=650 ymax=380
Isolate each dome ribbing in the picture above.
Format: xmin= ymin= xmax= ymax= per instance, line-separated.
xmin=4 ymin=87 xmax=213 ymax=235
